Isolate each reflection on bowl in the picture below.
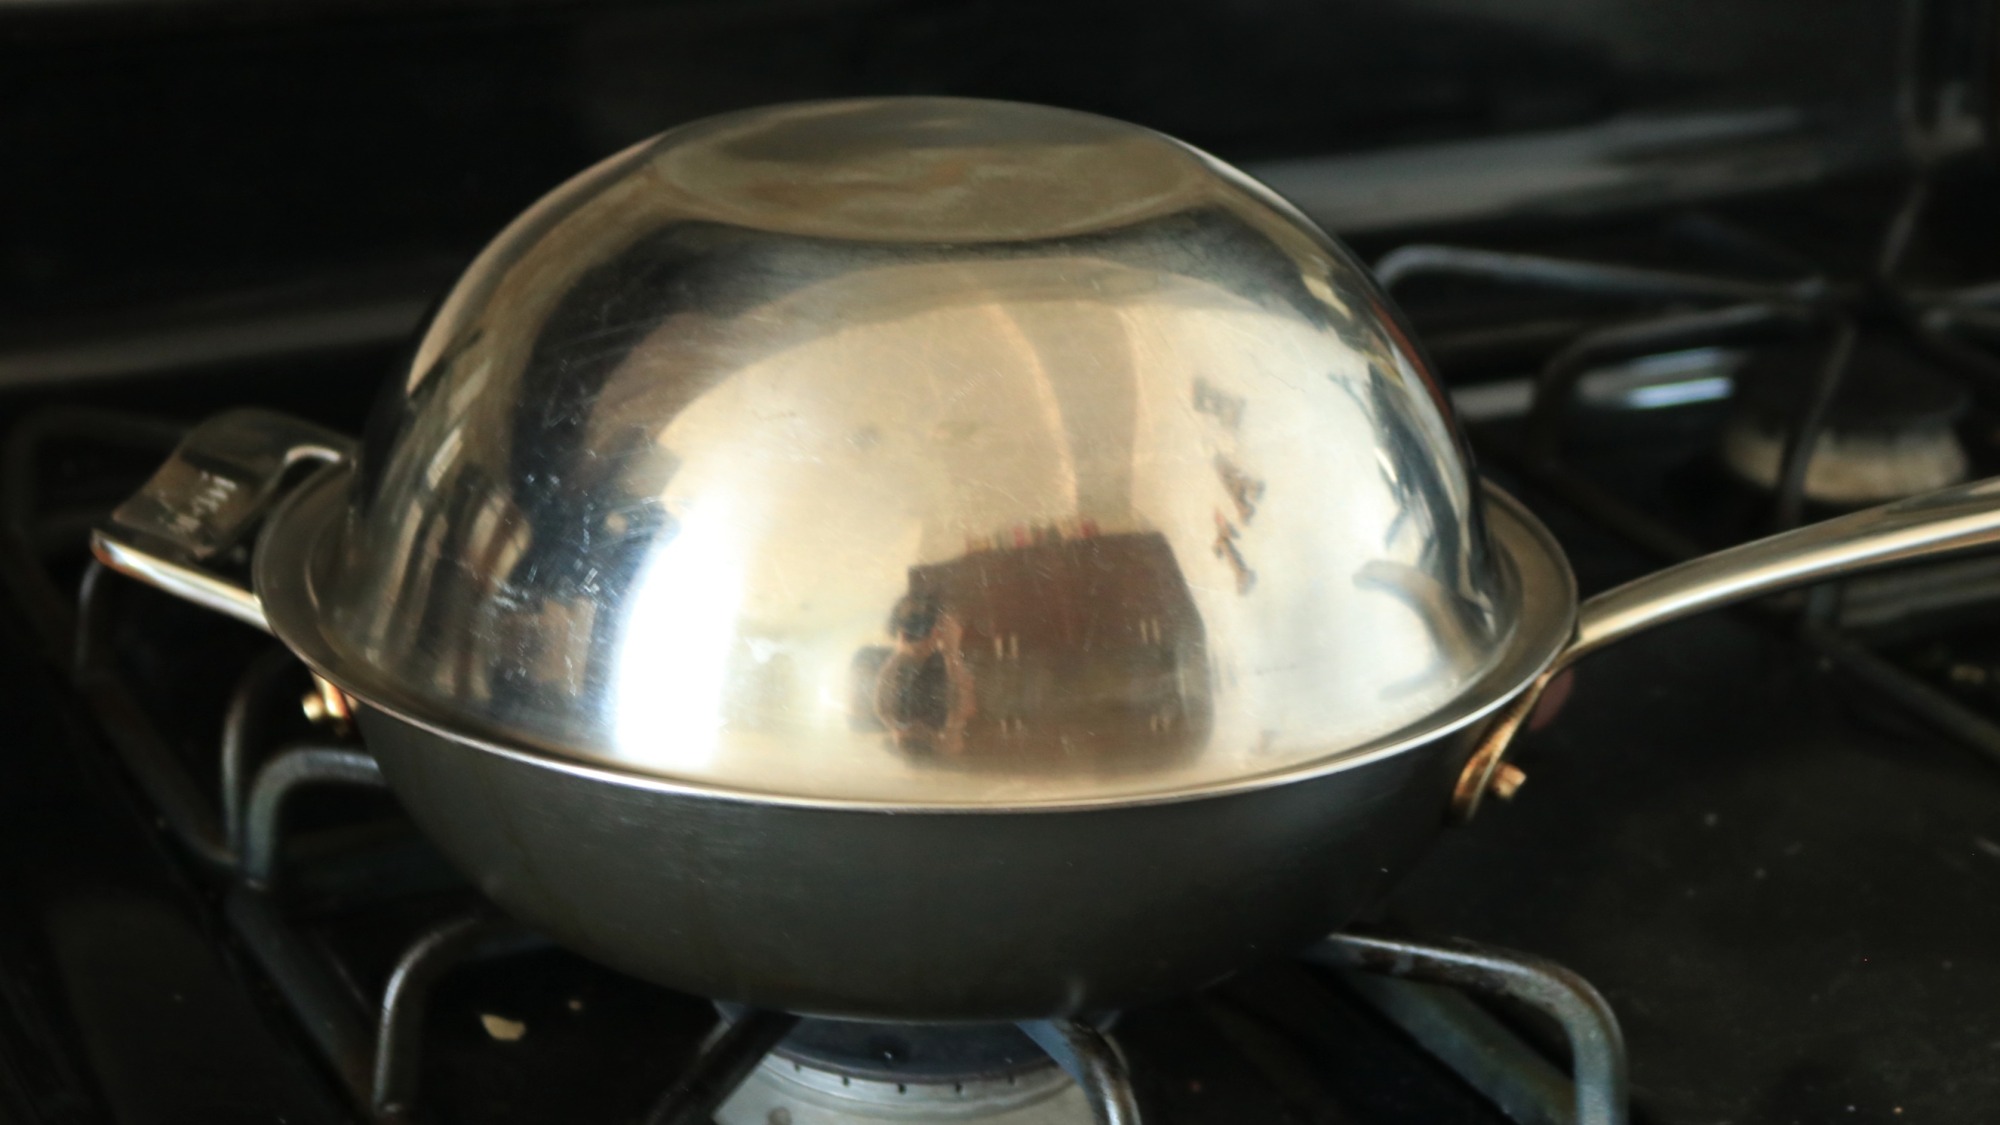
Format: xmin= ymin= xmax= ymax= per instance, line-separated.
xmin=859 ymin=526 xmax=1211 ymax=773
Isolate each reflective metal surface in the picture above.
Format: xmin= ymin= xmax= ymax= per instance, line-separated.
xmin=296 ymin=98 xmax=1519 ymax=805
xmin=96 ymin=408 xmax=352 ymax=629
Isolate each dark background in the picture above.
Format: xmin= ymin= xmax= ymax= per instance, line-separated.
xmin=1 ymin=0 xmax=1980 ymax=332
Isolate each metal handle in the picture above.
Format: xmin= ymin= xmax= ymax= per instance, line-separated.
xmin=1566 ymin=475 xmax=2000 ymax=667
xmin=1455 ymin=474 xmax=2000 ymax=818
xmin=90 ymin=408 xmax=355 ymax=632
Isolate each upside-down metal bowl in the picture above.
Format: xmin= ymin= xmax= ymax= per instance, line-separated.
xmin=299 ymin=96 xmax=1566 ymax=807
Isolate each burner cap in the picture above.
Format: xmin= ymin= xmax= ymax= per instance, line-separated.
xmin=1721 ymin=332 xmax=1971 ymax=506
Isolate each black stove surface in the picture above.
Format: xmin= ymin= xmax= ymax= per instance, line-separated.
xmin=1394 ymin=480 xmax=2000 ymax=1124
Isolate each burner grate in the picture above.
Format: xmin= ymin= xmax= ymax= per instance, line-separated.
xmin=1381 ymin=179 xmax=2000 ymax=772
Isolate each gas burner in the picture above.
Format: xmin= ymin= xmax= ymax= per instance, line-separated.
xmin=719 ymin=1051 xmax=1086 ymax=1125
xmin=715 ymin=1016 xmax=1092 ymax=1124
xmin=1376 ymin=177 xmax=2000 ymax=557
xmin=762 ymin=1018 xmax=1063 ymax=1083
xmin=1721 ymin=331 xmax=1971 ymax=506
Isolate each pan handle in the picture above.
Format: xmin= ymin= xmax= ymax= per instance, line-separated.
xmin=1455 ymin=474 xmax=2000 ymax=818
xmin=90 ymin=408 xmax=356 ymax=633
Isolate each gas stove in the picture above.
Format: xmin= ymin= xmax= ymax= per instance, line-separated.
xmin=4 ymin=4 xmax=2000 ymax=1125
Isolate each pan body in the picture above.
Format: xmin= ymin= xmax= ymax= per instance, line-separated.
xmin=359 ymin=706 xmax=1491 ymax=1020
xmin=280 ymin=472 xmax=1573 ymax=1021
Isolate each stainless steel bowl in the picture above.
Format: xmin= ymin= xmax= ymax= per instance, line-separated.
xmin=296 ymin=96 xmax=1537 ymax=807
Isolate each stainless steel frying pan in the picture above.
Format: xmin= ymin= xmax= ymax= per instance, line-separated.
xmin=93 ymin=98 xmax=2000 ymax=1020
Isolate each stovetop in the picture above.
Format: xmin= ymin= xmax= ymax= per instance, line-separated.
xmin=4 ymin=12 xmax=2000 ymax=1116
xmin=0 ymin=172 xmax=1994 ymax=1125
